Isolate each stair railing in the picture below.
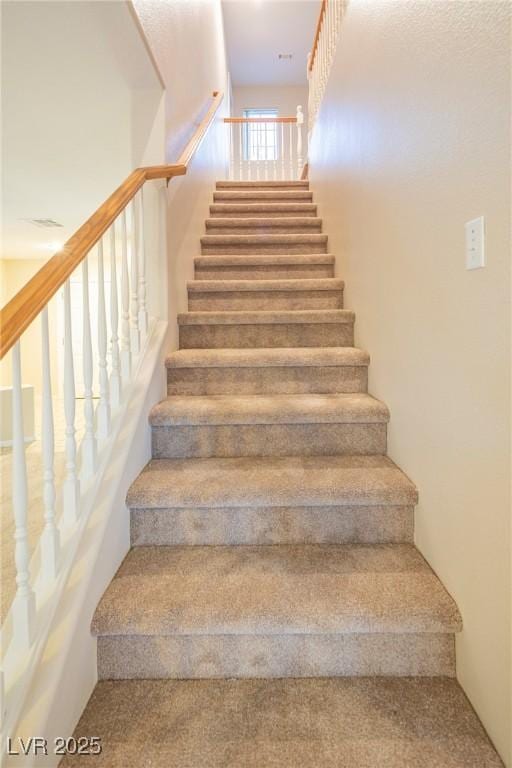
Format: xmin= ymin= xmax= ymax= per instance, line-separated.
xmin=0 ymin=90 xmax=223 ymax=729
xmin=307 ymin=0 xmax=348 ymax=137
xmin=224 ymin=106 xmax=305 ymax=182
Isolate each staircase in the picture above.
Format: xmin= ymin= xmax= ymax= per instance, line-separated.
xmin=64 ymin=181 xmax=502 ymax=766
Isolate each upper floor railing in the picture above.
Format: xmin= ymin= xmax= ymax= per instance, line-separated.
xmin=307 ymin=0 xmax=348 ymax=135
xmin=224 ymin=107 xmax=304 ymax=181
xmin=0 ymin=90 xmax=223 ymax=732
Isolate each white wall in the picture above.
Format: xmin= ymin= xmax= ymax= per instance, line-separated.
xmin=1 ymin=0 xmax=164 ymax=266
xmin=132 ymin=0 xmax=230 ymax=350
xmin=233 ymin=85 xmax=308 ymax=120
xmin=309 ymin=1 xmax=511 ymax=763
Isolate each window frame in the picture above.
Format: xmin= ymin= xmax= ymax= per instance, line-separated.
xmin=242 ymin=108 xmax=279 ymax=162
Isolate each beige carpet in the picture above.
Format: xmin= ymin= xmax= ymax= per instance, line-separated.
xmin=60 ymin=677 xmax=503 ymax=767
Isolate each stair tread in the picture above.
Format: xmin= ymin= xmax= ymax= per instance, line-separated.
xmin=166 ymin=347 xmax=369 ymax=368
xmin=64 ymin=678 xmax=502 ymax=768
xmin=205 ymin=217 xmax=322 ymax=227
xmin=201 ymin=233 xmax=327 ymax=244
xmin=178 ymin=309 xmax=354 ymax=325
xmin=126 ymin=454 xmax=418 ymax=509
xmin=217 ymin=181 xmax=309 ymax=188
xmin=188 ymin=278 xmax=343 ymax=293
xmin=91 ymin=543 xmax=461 ymax=636
xmin=195 ymin=254 xmax=335 ymax=266
xmin=213 ymin=190 xmax=313 ymax=200
xmin=150 ymin=393 xmax=389 ymax=427
xmin=210 ymin=203 xmax=317 ymax=213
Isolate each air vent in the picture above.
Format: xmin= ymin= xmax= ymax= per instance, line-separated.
xmin=23 ymin=218 xmax=63 ymax=228
xmin=278 ymin=54 xmax=293 ymax=60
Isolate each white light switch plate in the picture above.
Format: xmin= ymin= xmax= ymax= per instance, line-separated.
xmin=465 ymin=216 xmax=485 ymax=270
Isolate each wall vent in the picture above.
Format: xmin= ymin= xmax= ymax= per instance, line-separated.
xmin=278 ymin=54 xmax=293 ymax=60
xmin=23 ymin=218 xmax=63 ymax=228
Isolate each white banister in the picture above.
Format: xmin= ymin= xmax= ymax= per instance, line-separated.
xmin=129 ymin=199 xmax=141 ymax=357
xmin=40 ymin=307 xmax=60 ymax=582
xmin=137 ymin=189 xmax=148 ymax=339
xmin=96 ymin=239 xmax=111 ymax=441
xmin=307 ymin=0 xmax=346 ymax=138
xmin=109 ymin=224 xmax=122 ymax=408
xmin=80 ymin=256 xmax=97 ymax=482
xmin=62 ymin=279 xmax=80 ymax=525
xmin=120 ymin=208 xmax=131 ymax=384
xmin=11 ymin=341 xmax=36 ymax=647
xmin=281 ymin=123 xmax=286 ymax=179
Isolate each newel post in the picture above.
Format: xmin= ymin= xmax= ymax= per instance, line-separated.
xmin=296 ymin=105 xmax=304 ymax=180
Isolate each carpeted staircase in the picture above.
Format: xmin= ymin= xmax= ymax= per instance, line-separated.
xmin=64 ymin=181 xmax=502 ymax=767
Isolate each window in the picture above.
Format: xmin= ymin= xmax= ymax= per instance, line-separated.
xmin=243 ymin=108 xmax=279 ymax=161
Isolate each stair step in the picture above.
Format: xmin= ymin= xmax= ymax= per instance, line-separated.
xmin=178 ymin=309 xmax=355 ymax=348
xmin=216 ymin=180 xmax=309 ymax=189
xmin=201 ymin=233 xmax=328 ymax=255
xmin=166 ymin=347 xmax=369 ymax=395
xmin=209 ymin=202 xmax=318 ymax=218
xmin=128 ymin=454 xmax=416 ymax=546
xmin=150 ymin=393 xmax=388 ymax=459
xmin=92 ymin=543 xmax=461 ymax=679
xmin=205 ymin=217 xmax=322 ymax=234
xmin=194 ymin=253 xmax=335 ymax=280
xmin=187 ymin=278 xmax=343 ymax=311
xmin=64 ymin=678 xmax=502 ymax=767
xmin=214 ymin=190 xmax=313 ymax=202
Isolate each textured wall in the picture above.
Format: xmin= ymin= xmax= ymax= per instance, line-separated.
xmin=309 ymin=1 xmax=511 ymax=763
xmin=132 ymin=0 xmax=229 ymax=162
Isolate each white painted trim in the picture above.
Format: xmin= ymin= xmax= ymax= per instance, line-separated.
xmin=3 ymin=320 xmax=167 ymax=766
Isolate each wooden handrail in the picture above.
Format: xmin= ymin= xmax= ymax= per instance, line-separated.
xmin=0 ymin=91 xmax=224 ymax=359
xmin=309 ymin=0 xmax=327 ymax=72
xmin=224 ymin=117 xmax=297 ymax=124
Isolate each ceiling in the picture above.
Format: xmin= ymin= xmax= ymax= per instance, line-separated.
xmin=222 ymin=0 xmax=320 ymax=86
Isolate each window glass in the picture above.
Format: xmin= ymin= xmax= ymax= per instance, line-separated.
xmin=242 ymin=108 xmax=279 ymax=161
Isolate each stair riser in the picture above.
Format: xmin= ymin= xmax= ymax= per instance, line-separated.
xmin=213 ymin=192 xmax=313 ymax=202
xmin=167 ymin=365 xmax=368 ymax=396
xmin=151 ymin=423 xmax=387 ymax=459
xmin=97 ymin=633 xmax=455 ymax=680
xmin=201 ymin=241 xmax=328 ymax=255
xmin=188 ymin=290 xmax=343 ymax=312
xmin=195 ymin=265 xmax=335 ymax=280
xmin=179 ymin=322 xmax=354 ymax=349
xmin=209 ymin=208 xmax=318 ymax=218
xmin=130 ymin=505 xmax=414 ymax=546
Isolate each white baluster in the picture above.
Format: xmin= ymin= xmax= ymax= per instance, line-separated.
xmin=296 ymin=106 xmax=304 ymax=179
xmin=62 ymin=279 xmax=80 ymax=524
xmin=129 ymin=200 xmax=140 ymax=357
xmin=238 ymin=123 xmax=243 ymax=181
xmin=109 ymin=224 xmax=122 ymax=407
xmin=80 ymin=257 xmax=97 ymax=481
xmin=11 ymin=341 xmax=36 ymax=647
xmin=229 ymin=122 xmax=234 ymax=181
xmin=288 ymin=123 xmax=294 ymax=179
xmin=273 ymin=122 xmax=277 ymax=180
xmin=40 ymin=307 xmax=60 ymax=581
xmin=281 ymin=123 xmax=285 ymax=180
xmin=96 ymin=239 xmax=111 ymax=440
xmin=120 ymin=208 xmax=131 ymax=384
xmin=264 ymin=122 xmax=269 ymax=181
xmin=255 ymin=124 xmax=260 ymax=181
xmin=137 ymin=189 xmax=148 ymax=338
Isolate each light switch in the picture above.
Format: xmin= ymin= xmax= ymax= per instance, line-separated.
xmin=465 ymin=216 xmax=485 ymax=270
